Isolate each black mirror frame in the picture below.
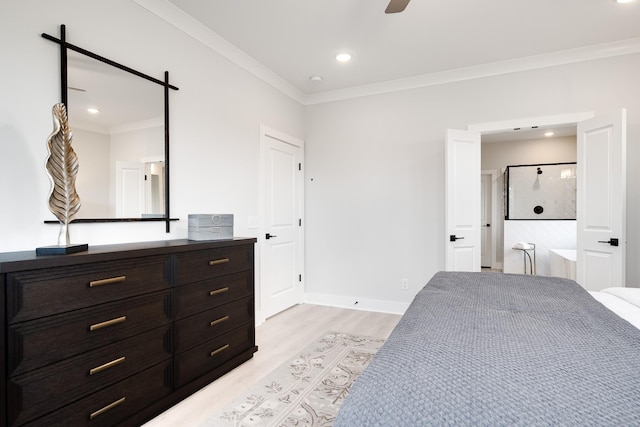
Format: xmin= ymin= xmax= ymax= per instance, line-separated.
xmin=42 ymin=24 xmax=179 ymax=232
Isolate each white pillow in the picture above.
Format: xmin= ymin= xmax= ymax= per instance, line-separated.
xmin=591 ymin=291 xmax=640 ymax=330
xmin=600 ymin=287 xmax=640 ymax=309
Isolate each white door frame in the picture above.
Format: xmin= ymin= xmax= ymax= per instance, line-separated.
xmin=468 ymin=112 xmax=595 ymax=273
xmin=481 ymin=169 xmax=499 ymax=269
xmin=141 ymin=155 xmax=165 ymax=216
xmin=257 ymin=125 xmax=305 ymax=325
xmin=468 ymin=112 xmax=594 ymax=135
xmin=115 ymin=161 xmax=145 ymax=217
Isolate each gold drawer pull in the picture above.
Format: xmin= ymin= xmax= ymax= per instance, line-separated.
xmin=208 ymin=258 xmax=230 ymax=266
xmin=210 ymin=344 xmax=230 ymax=357
xmin=89 ymin=276 xmax=126 ymax=288
xmin=209 ymin=287 xmax=229 ymax=296
xmin=90 ymin=397 xmax=126 ymax=419
xmin=89 ymin=356 xmax=126 ymax=375
xmin=210 ymin=315 xmax=230 ymax=327
xmin=90 ymin=316 xmax=127 ymax=331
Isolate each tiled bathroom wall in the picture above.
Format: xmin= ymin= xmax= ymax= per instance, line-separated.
xmin=503 ymin=220 xmax=576 ymax=276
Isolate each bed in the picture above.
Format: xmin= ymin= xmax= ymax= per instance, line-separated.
xmin=334 ymin=271 xmax=640 ymax=426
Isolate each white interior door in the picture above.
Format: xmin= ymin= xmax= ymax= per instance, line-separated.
xmin=576 ymin=109 xmax=626 ymax=291
xmin=260 ymin=126 xmax=304 ymax=318
xmin=446 ymin=129 xmax=481 ymax=271
xmin=115 ymin=161 xmax=145 ymax=217
xmin=480 ymin=172 xmax=492 ymax=268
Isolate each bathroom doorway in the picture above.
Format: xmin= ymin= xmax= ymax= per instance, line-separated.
xmin=457 ymin=110 xmax=627 ymax=290
xmin=481 ymin=132 xmax=578 ymax=274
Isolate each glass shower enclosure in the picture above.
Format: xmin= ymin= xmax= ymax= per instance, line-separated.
xmin=504 ymin=162 xmax=577 ymax=220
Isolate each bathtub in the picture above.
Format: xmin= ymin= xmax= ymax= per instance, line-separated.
xmin=549 ymin=249 xmax=576 ymax=280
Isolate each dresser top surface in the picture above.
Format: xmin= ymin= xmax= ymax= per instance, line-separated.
xmin=0 ymin=238 xmax=257 ymax=273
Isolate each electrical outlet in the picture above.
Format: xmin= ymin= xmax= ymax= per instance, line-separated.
xmin=401 ymin=278 xmax=409 ymax=290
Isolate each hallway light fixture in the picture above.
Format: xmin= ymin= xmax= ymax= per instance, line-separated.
xmin=615 ymin=0 xmax=635 ymax=3
xmin=335 ymin=53 xmax=352 ymax=62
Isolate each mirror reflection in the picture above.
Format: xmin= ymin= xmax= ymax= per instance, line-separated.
xmin=66 ymin=50 xmax=165 ymax=219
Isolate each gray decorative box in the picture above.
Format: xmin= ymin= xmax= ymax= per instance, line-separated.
xmin=188 ymin=214 xmax=234 ymax=241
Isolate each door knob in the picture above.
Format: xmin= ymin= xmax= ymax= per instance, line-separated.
xmin=265 ymin=233 xmax=277 ymax=240
xmin=450 ymin=235 xmax=464 ymax=242
xmin=598 ymin=238 xmax=619 ymax=246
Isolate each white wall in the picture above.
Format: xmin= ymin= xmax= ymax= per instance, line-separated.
xmin=481 ymin=136 xmax=577 ymax=170
xmin=73 ymin=128 xmax=111 ymax=217
xmin=2 ymin=1 xmax=639 ymax=317
xmin=305 ymin=54 xmax=640 ymax=310
xmin=0 ymin=1 xmax=304 ymax=251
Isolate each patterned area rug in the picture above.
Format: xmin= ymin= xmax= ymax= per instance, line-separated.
xmin=203 ymin=332 xmax=385 ymax=427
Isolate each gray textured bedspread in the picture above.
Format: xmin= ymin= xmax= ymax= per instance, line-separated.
xmin=334 ymin=272 xmax=640 ymax=426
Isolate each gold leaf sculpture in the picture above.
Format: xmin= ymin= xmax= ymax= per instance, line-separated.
xmin=45 ymin=103 xmax=81 ymax=246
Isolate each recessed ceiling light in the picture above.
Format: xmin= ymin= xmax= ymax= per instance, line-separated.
xmin=544 ymin=131 xmax=555 ymax=137
xmin=615 ymin=0 xmax=635 ymax=3
xmin=87 ymin=107 xmax=100 ymax=114
xmin=335 ymin=53 xmax=352 ymax=63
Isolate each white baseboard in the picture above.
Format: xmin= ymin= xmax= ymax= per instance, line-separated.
xmin=304 ymin=292 xmax=410 ymax=315
xmin=255 ymin=311 xmax=266 ymax=327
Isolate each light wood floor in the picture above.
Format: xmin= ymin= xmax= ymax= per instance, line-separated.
xmin=143 ymin=304 xmax=401 ymax=426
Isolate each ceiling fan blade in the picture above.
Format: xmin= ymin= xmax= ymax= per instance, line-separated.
xmin=385 ymin=0 xmax=410 ymax=14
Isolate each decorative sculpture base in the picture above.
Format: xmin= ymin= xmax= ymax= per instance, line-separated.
xmin=36 ymin=243 xmax=88 ymax=256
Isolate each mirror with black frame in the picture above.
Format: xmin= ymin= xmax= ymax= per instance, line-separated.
xmin=42 ymin=25 xmax=178 ymax=232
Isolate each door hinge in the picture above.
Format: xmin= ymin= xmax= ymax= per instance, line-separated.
xmin=298 ymin=163 xmax=302 ymax=171
xmin=299 ymin=274 xmax=302 ymax=282
xmin=299 ymin=218 xmax=302 ymax=227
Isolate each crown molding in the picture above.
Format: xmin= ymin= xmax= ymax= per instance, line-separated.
xmin=303 ymin=38 xmax=640 ymax=105
xmin=132 ymin=0 xmax=306 ymax=104
xmin=133 ymin=0 xmax=640 ymax=106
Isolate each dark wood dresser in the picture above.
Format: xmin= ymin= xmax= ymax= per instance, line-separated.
xmin=0 ymin=238 xmax=257 ymax=426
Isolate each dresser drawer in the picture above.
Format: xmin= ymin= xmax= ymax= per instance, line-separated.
xmin=8 ymin=291 xmax=171 ymax=376
xmin=8 ymin=326 xmax=171 ymax=426
xmin=0 ymin=239 xmax=257 ymax=426
xmin=6 ymin=255 xmax=171 ymax=324
xmin=174 ymin=270 xmax=253 ymax=319
xmin=22 ymin=360 xmax=172 ymax=427
xmin=174 ymin=324 xmax=254 ymax=388
xmin=174 ymin=297 xmax=253 ymax=353
xmin=175 ymin=244 xmax=253 ymax=286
